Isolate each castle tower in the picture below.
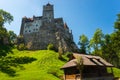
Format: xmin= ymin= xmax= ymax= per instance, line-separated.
xmin=42 ymin=3 xmax=54 ymax=23
xmin=19 ymin=3 xmax=79 ymax=52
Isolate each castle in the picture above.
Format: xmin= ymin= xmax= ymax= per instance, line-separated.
xmin=19 ymin=3 xmax=78 ymax=52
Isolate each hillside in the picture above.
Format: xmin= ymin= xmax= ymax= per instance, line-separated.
xmin=0 ymin=48 xmax=68 ymax=80
xmin=0 ymin=47 xmax=120 ymax=80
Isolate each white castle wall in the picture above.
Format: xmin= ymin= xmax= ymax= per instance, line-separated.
xmin=23 ymin=19 xmax=42 ymax=34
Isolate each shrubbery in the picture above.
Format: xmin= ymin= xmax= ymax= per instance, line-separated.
xmin=47 ymin=43 xmax=54 ymax=50
xmin=47 ymin=43 xmax=58 ymax=52
xmin=17 ymin=43 xmax=25 ymax=50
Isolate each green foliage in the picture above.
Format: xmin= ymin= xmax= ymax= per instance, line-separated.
xmin=107 ymin=68 xmax=120 ymax=77
xmin=0 ymin=26 xmax=8 ymax=38
xmin=47 ymin=43 xmax=58 ymax=52
xmin=101 ymin=33 xmax=120 ymax=68
xmin=17 ymin=35 xmax=24 ymax=44
xmin=47 ymin=43 xmax=54 ymax=50
xmin=17 ymin=43 xmax=25 ymax=50
xmin=0 ymin=56 xmax=36 ymax=76
xmin=74 ymin=56 xmax=84 ymax=79
xmin=0 ymin=15 xmax=4 ymax=25
xmin=0 ymin=9 xmax=13 ymax=25
xmin=17 ymin=36 xmax=25 ymax=50
xmin=75 ymin=56 xmax=84 ymax=70
xmin=89 ymin=28 xmax=104 ymax=56
xmin=0 ymin=45 xmax=13 ymax=57
xmin=110 ymin=36 xmax=120 ymax=67
xmin=86 ymin=14 xmax=120 ymax=68
xmin=78 ymin=34 xmax=89 ymax=54
xmin=0 ymin=9 xmax=13 ymax=45
xmin=114 ymin=14 xmax=120 ymax=30
xmin=102 ymin=14 xmax=120 ymax=68
xmin=8 ymin=31 xmax=17 ymax=44
xmin=65 ymin=52 xmax=73 ymax=58
xmin=101 ymin=34 xmax=112 ymax=60
xmin=0 ymin=48 xmax=66 ymax=80
xmin=47 ymin=66 xmax=60 ymax=78
xmin=113 ymin=68 xmax=120 ymax=77
xmin=12 ymin=56 xmax=37 ymax=64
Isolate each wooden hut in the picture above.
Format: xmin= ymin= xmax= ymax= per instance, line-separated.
xmin=61 ymin=53 xmax=114 ymax=80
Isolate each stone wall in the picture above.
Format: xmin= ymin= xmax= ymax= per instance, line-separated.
xmin=23 ymin=23 xmax=78 ymax=52
xmin=19 ymin=3 xmax=79 ymax=52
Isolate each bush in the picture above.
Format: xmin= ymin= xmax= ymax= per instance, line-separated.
xmin=17 ymin=43 xmax=25 ymax=50
xmin=47 ymin=43 xmax=55 ymax=50
xmin=47 ymin=66 xmax=60 ymax=78
xmin=13 ymin=56 xmax=37 ymax=64
xmin=65 ymin=52 xmax=73 ymax=58
xmin=26 ymin=41 xmax=32 ymax=49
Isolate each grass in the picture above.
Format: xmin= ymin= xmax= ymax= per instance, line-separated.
xmin=0 ymin=46 xmax=120 ymax=79
xmin=112 ymin=68 xmax=120 ymax=77
xmin=108 ymin=67 xmax=120 ymax=78
xmin=0 ymin=48 xmax=68 ymax=80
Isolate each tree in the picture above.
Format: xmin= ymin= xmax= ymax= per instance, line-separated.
xmin=78 ymin=34 xmax=89 ymax=54
xmin=101 ymin=34 xmax=113 ymax=62
xmin=0 ymin=9 xmax=13 ymax=44
xmin=47 ymin=43 xmax=57 ymax=51
xmin=108 ymin=33 xmax=120 ymax=67
xmin=101 ymin=14 xmax=120 ymax=68
xmin=0 ymin=15 xmax=4 ymax=26
xmin=108 ymin=14 xmax=120 ymax=68
xmin=0 ymin=26 xmax=8 ymax=44
xmin=17 ymin=35 xmax=25 ymax=50
xmin=89 ymin=28 xmax=104 ymax=56
xmin=8 ymin=31 xmax=17 ymax=44
xmin=114 ymin=14 xmax=120 ymax=30
xmin=0 ymin=9 xmax=13 ymax=26
xmin=74 ymin=56 xmax=84 ymax=80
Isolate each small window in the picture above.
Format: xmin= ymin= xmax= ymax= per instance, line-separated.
xmin=36 ymin=24 xmax=38 ymax=27
xmin=29 ymin=30 xmax=31 ymax=32
xmin=25 ymin=26 xmax=28 ymax=29
xmin=25 ymin=30 xmax=27 ymax=32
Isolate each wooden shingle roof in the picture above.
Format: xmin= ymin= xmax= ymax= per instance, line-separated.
xmin=62 ymin=53 xmax=113 ymax=69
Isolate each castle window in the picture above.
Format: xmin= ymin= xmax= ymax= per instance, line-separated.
xmin=25 ymin=26 xmax=27 ymax=29
xmin=29 ymin=30 xmax=31 ymax=32
xmin=36 ymin=29 xmax=38 ymax=31
xmin=25 ymin=30 xmax=27 ymax=32
xmin=36 ymin=24 xmax=38 ymax=27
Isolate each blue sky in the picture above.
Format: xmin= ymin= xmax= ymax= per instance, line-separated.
xmin=0 ymin=0 xmax=120 ymax=45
